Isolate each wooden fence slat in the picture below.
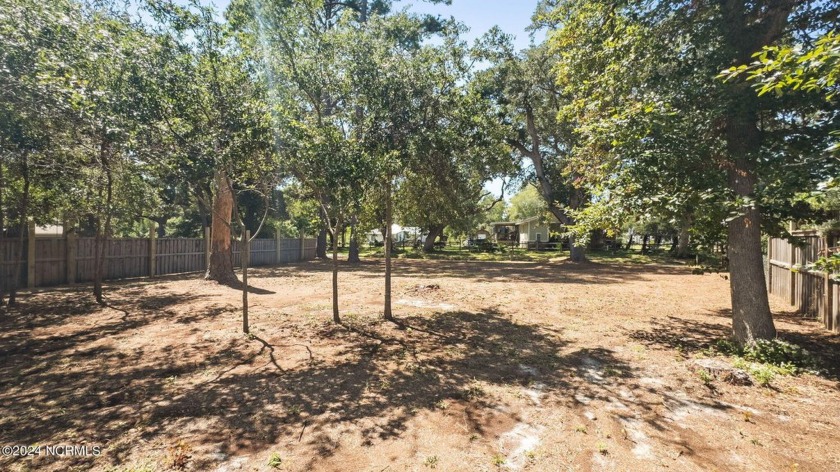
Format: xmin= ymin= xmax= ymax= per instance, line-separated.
xmin=0 ymin=235 xmax=315 ymax=292
xmin=768 ymin=233 xmax=838 ymax=332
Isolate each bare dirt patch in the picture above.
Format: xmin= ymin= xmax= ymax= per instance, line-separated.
xmin=1 ymin=258 xmax=839 ymax=471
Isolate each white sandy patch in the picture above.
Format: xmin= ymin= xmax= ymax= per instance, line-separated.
xmin=663 ymin=392 xmax=727 ymax=427
xmin=499 ymin=422 xmax=543 ymax=470
xmin=580 ymin=356 xmax=605 ymax=384
xmin=620 ymin=417 xmax=655 ymax=460
xmin=395 ymin=299 xmax=456 ymax=310
xmin=522 ymin=383 xmax=546 ymax=406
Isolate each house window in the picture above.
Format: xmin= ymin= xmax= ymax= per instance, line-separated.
xmin=536 ymin=233 xmax=542 ymax=242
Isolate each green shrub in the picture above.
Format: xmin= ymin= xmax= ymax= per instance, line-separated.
xmin=741 ymin=339 xmax=815 ymax=373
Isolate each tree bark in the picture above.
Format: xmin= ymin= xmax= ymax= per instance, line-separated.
xmin=242 ymin=230 xmax=249 ymax=334
xmin=625 ymin=230 xmax=634 ymax=251
xmin=724 ymin=110 xmax=776 ymax=345
xmin=316 ymin=228 xmax=328 ymax=259
xmin=718 ymin=0 xmax=791 ymax=345
xmin=423 ymin=224 xmax=445 ymax=253
xmin=567 ymin=189 xmax=587 ymax=262
xmin=332 ymin=222 xmax=342 ymax=323
xmin=348 ymin=220 xmax=360 ymax=263
xmin=384 ymin=178 xmax=394 ymax=322
xmin=0 ymin=154 xmax=4 ymax=305
xmin=641 ymin=234 xmax=649 ymax=253
xmin=569 ymin=235 xmax=586 ymax=262
xmin=205 ymin=169 xmax=238 ymax=284
xmin=676 ymin=222 xmax=691 ymax=258
xmin=93 ymin=157 xmax=114 ymax=305
xmin=9 ymin=152 xmax=30 ymax=307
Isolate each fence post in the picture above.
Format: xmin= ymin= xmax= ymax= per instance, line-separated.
xmin=822 ymin=235 xmax=832 ymax=330
xmin=767 ymin=237 xmax=773 ymax=292
xmin=66 ymin=232 xmax=77 ymax=285
xmin=299 ymin=231 xmax=305 ymax=261
xmin=790 ymin=243 xmax=797 ymax=307
xmin=149 ymin=222 xmax=157 ymax=278
xmin=27 ymin=220 xmax=36 ymax=288
xmin=204 ymin=226 xmax=211 ymax=270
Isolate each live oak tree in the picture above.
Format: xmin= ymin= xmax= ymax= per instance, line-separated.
xmin=478 ymin=36 xmax=589 ymax=262
xmin=142 ymin=0 xmax=277 ymax=286
xmin=542 ymin=0 xmax=839 ymax=345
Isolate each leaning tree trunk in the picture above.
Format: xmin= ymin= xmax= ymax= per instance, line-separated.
xmin=625 ymin=230 xmax=634 ymax=251
xmin=205 ymin=170 xmax=238 ymax=285
xmin=423 ymin=224 xmax=445 ymax=253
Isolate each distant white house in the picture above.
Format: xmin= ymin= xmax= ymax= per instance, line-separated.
xmin=366 ymin=225 xmax=425 ymax=246
xmin=35 ymin=225 xmax=64 ymax=236
xmin=490 ymin=214 xmax=564 ymax=248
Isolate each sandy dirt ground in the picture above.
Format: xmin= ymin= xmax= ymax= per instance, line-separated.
xmin=1 ymin=258 xmax=839 ymax=472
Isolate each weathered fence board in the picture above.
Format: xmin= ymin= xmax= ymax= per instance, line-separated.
xmin=0 ymin=234 xmax=316 ymax=293
xmin=768 ymin=231 xmax=838 ymax=332
xmin=0 ymin=238 xmax=26 ymax=293
xmin=157 ymin=238 xmax=204 ymax=275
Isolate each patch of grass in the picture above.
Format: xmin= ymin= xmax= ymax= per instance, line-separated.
xmin=424 ymin=455 xmax=439 ymax=468
xmin=462 ymin=381 xmax=486 ymax=401
xmin=492 ymin=454 xmax=506 ymax=466
xmin=267 ymin=452 xmax=283 ymax=469
xmin=575 ymin=425 xmax=587 ymax=434
xmin=697 ymin=368 xmax=714 ymax=385
xmin=434 ymin=399 xmax=449 ymax=410
xmin=596 ymin=441 xmax=609 ymax=455
xmin=707 ymin=338 xmax=819 ymax=386
xmin=105 ymin=463 xmax=156 ymax=472
xmin=602 ymin=366 xmax=622 ymax=377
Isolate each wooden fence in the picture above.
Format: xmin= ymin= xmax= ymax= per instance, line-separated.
xmin=768 ymin=230 xmax=839 ymax=332
xmin=0 ymin=223 xmax=316 ymax=293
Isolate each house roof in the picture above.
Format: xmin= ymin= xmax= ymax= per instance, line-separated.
xmin=491 ymin=214 xmax=563 ymax=227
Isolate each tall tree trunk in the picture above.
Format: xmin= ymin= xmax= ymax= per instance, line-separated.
xmin=9 ymin=152 xmax=30 ymax=307
xmin=316 ymin=228 xmax=328 ymax=259
xmin=625 ymin=230 xmax=634 ymax=250
xmin=242 ymin=230 xmax=250 ymax=333
xmin=153 ymin=217 xmax=167 ymax=238
xmin=0 ymin=154 xmax=5 ymax=306
xmin=348 ymin=220 xmax=360 ymax=263
xmin=676 ymin=222 xmax=691 ymax=258
xmin=567 ymin=189 xmax=587 ymax=262
xmin=641 ymin=234 xmax=649 ymax=253
xmin=205 ymin=169 xmax=238 ymax=284
xmin=569 ymin=235 xmax=586 ymax=262
xmin=423 ymin=224 xmax=445 ymax=253
xmin=332 ymin=221 xmax=342 ymax=323
xmin=384 ymin=178 xmax=394 ymax=322
xmin=93 ymin=159 xmax=114 ymax=305
xmin=724 ymin=111 xmax=776 ymax=345
xmin=718 ymin=0 xmax=789 ymax=346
